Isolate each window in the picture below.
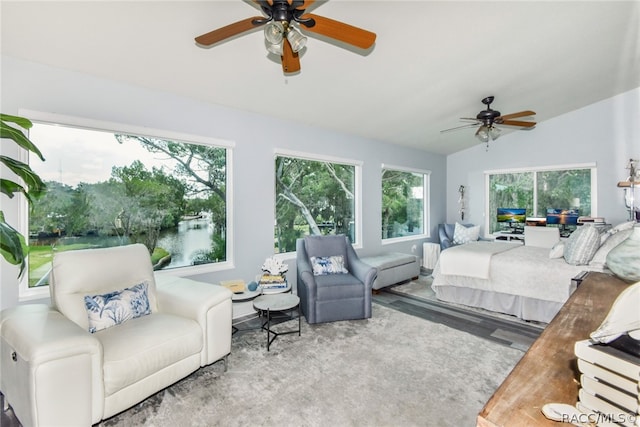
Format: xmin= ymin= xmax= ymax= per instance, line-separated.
xmin=274 ymin=151 xmax=361 ymax=253
xmin=486 ymin=164 xmax=596 ymax=233
xmin=25 ymin=115 xmax=231 ymax=293
xmin=381 ymin=166 xmax=430 ymax=241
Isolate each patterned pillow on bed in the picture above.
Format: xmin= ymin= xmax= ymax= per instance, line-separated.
xmin=563 ymin=225 xmax=601 ymax=265
xmin=453 ymin=222 xmax=480 ymax=245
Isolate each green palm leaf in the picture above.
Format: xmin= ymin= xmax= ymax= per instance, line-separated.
xmin=1 ymin=113 xmax=46 ymax=278
xmin=0 ymin=212 xmax=27 ymax=277
xmin=0 ymin=114 xmax=44 ymax=161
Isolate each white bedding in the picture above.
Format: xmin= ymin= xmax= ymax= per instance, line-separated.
xmin=432 ymin=244 xmax=604 ymax=304
xmin=438 ymin=241 xmax=516 ymax=279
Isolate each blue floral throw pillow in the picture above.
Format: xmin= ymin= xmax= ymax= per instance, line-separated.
xmin=84 ymin=282 xmax=151 ymax=333
xmin=310 ymin=255 xmax=349 ymax=276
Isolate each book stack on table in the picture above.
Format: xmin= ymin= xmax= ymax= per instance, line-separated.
xmin=259 ymin=274 xmax=288 ymax=291
xmin=574 ymin=339 xmax=640 ymax=426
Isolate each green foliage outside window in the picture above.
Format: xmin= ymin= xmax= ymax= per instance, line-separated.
xmin=382 ymin=169 xmax=426 ymax=239
xmin=274 ymin=156 xmax=355 ymax=253
xmin=28 ymin=123 xmax=228 ymax=287
xmin=488 ymin=168 xmax=592 ymax=233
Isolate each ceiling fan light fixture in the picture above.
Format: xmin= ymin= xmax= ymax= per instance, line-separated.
xmin=286 ymin=26 xmax=307 ymax=53
xmin=266 ymin=41 xmax=284 ymax=56
xmin=264 ymin=21 xmax=285 ymax=45
xmin=488 ymin=125 xmax=501 ymax=140
xmin=475 ymin=126 xmax=490 ymax=143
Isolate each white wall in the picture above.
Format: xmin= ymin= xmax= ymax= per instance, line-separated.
xmin=0 ymin=56 xmax=447 ymax=310
xmin=446 ymin=87 xmax=640 ymax=233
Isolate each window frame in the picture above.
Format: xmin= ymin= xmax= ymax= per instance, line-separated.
xmin=273 ymin=148 xmax=363 ymax=257
xmin=381 ymin=163 xmax=431 ymax=245
xmin=483 ymin=162 xmax=597 ymax=236
xmin=18 ymin=109 xmax=235 ymax=301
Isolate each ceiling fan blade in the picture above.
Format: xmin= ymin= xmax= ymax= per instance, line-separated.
xmin=499 ymin=120 xmax=536 ymax=128
xmin=299 ymin=13 xmax=376 ymax=49
xmin=195 ymin=17 xmax=265 ymax=46
xmin=281 ymin=39 xmax=301 ymax=73
xmin=498 ymin=110 xmax=536 ymax=120
xmin=440 ymin=123 xmax=478 ymax=133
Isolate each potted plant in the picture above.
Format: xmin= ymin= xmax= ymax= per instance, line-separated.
xmin=1 ymin=113 xmax=46 ymax=277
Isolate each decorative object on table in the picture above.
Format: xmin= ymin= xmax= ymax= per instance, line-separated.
xmin=458 ymin=185 xmax=465 ymax=220
xmin=258 ymin=273 xmax=288 ymax=291
xmin=259 ymin=256 xmax=289 ymax=290
xmin=606 ymin=224 xmax=640 ymax=283
xmin=220 ymin=279 xmax=246 ymax=293
xmin=617 ymin=158 xmax=640 ymax=222
xmin=247 ymin=281 xmax=259 ymax=292
xmin=261 ymin=256 xmax=288 ymax=275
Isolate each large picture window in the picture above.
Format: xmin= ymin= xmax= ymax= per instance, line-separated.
xmin=381 ymin=166 xmax=430 ymax=240
xmin=486 ymin=164 xmax=595 ymax=233
xmin=274 ymin=152 xmax=360 ymax=253
xmin=26 ymin=118 xmax=230 ymax=290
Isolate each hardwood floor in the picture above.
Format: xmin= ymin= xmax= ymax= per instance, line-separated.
xmin=373 ymin=279 xmax=543 ymax=352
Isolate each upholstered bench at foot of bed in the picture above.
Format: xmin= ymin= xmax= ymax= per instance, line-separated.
xmin=361 ymin=252 xmax=420 ymax=291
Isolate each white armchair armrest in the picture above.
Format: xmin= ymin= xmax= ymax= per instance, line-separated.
xmin=0 ymin=304 xmax=103 ymax=426
xmin=155 ymin=275 xmax=233 ymax=366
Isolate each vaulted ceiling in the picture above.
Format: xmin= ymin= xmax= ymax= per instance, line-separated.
xmin=2 ymin=1 xmax=639 ymax=155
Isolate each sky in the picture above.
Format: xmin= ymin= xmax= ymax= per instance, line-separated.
xmin=29 ymin=122 xmax=170 ymax=187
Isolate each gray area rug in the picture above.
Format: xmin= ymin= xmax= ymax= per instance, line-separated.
xmin=102 ymin=304 xmax=523 ymax=427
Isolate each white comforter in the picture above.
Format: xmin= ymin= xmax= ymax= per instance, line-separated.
xmin=432 ymin=243 xmax=604 ymax=303
xmin=438 ymin=241 xmax=516 ymax=279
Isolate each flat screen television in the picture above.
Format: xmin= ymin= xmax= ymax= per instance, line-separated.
xmin=497 ymin=208 xmax=527 ymax=223
xmin=546 ymin=208 xmax=579 ymax=225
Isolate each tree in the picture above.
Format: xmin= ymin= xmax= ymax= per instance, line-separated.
xmin=275 ymin=156 xmax=355 ymax=252
xmin=111 ymin=160 xmax=187 ymax=253
xmin=115 ymin=134 xmax=227 ymax=237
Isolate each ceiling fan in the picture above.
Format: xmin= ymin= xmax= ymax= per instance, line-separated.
xmin=194 ymin=0 xmax=377 ymax=74
xmin=441 ymin=96 xmax=536 ymax=145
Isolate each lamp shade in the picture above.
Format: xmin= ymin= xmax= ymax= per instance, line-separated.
xmin=488 ymin=126 xmax=501 ymax=140
xmin=266 ymin=41 xmax=284 ymax=55
xmin=286 ymin=27 xmax=307 ymax=52
xmin=475 ymin=126 xmax=489 ymax=143
xmin=264 ymin=21 xmax=285 ymax=44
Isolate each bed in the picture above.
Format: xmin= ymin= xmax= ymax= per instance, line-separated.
xmin=431 ymin=223 xmax=634 ymax=323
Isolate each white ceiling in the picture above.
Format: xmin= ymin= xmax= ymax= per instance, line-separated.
xmin=2 ymin=1 xmax=639 ymax=155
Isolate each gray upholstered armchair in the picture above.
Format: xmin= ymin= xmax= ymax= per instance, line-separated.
xmin=296 ymin=235 xmax=376 ymax=324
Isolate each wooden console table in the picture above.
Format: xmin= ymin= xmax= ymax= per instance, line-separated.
xmin=477 ymin=272 xmax=630 ymax=427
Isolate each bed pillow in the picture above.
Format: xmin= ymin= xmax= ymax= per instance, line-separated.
xmin=590 ymin=228 xmax=633 ymax=269
xmin=563 ymin=225 xmax=601 ymax=265
xmin=310 ymin=255 xmax=349 ymax=275
xmin=453 ymin=222 xmax=480 ymax=245
xmin=548 ymin=241 xmax=565 ymax=259
xmin=84 ymin=282 xmax=151 ymax=333
xmin=599 ymin=221 xmax=635 ymax=245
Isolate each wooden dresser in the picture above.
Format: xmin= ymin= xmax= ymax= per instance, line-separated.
xmin=477 ymin=272 xmax=630 ymax=427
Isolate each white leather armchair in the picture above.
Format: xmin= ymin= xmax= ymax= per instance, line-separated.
xmin=0 ymin=244 xmax=232 ymax=426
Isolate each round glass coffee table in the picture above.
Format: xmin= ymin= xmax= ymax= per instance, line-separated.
xmin=252 ymin=293 xmax=301 ymax=351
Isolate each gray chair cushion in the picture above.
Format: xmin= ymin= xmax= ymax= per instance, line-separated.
xmin=304 ymin=234 xmax=348 ymax=260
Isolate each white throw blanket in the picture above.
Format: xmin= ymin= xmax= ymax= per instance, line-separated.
xmin=438 ymin=241 xmax=517 ymax=279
